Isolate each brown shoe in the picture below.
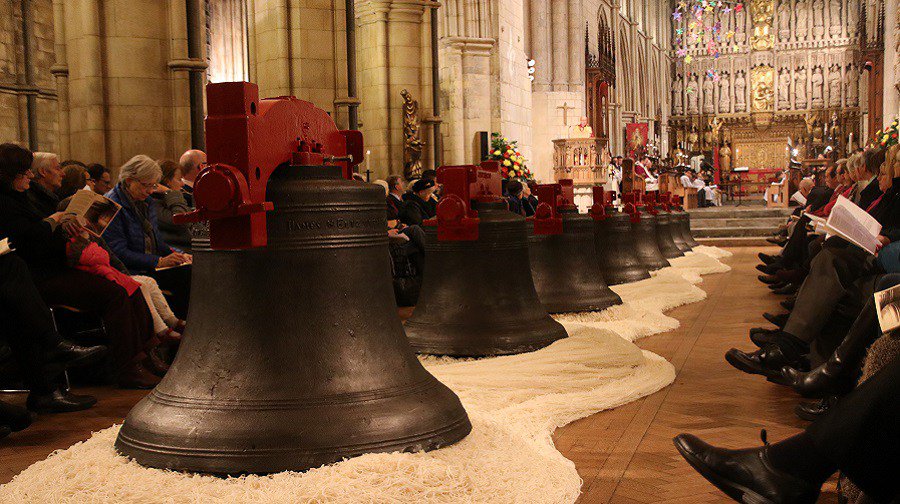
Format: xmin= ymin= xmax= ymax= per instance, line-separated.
xmin=119 ymin=362 xmax=162 ymax=389
xmin=144 ymin=350 xmax=170 ymax=378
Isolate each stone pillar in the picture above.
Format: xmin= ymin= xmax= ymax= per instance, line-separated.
xmin=530 ymin=0 xmax=551 ymax=91
xmin=51 ymin=0 xmax=69 ymax=158
xmin=551 ymin=0 xmax=569 ymax=91
xmin=251 ymin=0 xmax=292 ymax=97
xmin=440 ymin=37 xmax=493 ymax=166
xmin=567 ymin=0 xmax=584 ymax=88
xmin=65 ymin=0 xmax=107 ymax=164
xmin=885 ymin=0 xmax=899 ymax=124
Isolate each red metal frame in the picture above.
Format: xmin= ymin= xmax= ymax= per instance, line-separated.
xmin=174 ymin=81 xmax=363 ymax=249
xmin=424 ymin=162 xmax=503 ymax=241
xmin=529 ymin=183 xmax=563 ymax=235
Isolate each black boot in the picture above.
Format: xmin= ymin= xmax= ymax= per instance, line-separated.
xmin=795 ymin=395 xmax=838 ymax=422
xmin=26 ymin=388 xmax=97 ymax=414
xmin=783 ymin=300 xmax=878 ymax=398
xmin=759 ymin=274 xmax=782 ymax=285
xmin=750 ymin=328 xmax=782 ymax=349
xmin=780 ymin=299 xmax=795 ymax=311
xmin=673 ymin=434 xmax=820 ymax=504
xmin=758 ymin=252 xmax=780 ymax=265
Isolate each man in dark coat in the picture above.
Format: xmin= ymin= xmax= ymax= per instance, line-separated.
xmin=506 ymin=180 xmax=525 ymax=216
xmin=27 ymin=152 xmax=63 ymax=217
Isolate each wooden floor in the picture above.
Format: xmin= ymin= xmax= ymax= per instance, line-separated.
xmin=0 ymin=247 xmax=835 ymax=502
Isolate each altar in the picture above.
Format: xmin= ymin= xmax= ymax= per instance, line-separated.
xmin=552 ymin=136 xmax=608 ymax=210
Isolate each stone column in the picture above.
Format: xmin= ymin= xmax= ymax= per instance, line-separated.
xmin=66 ymin=0 xmax=107 ymax=164
xmin=530 ymin=0 xmax=551 ymax=91
xmin=551 ymin=0 xmax=569 ymax=91
xmin=567 ymin=0 xmax=584 ymax=89
xmin=251 ymin=0 xmax=292 ymax=97
xmin=51 ymin=0 xmax=70 ymax=158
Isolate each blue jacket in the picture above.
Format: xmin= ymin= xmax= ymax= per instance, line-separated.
xmin=103 ymin=184 xmax=173 ymax=273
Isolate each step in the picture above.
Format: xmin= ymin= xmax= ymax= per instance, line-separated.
xmin=695 ymin=236 xmax=774 ymax=247
xmin=688 ymin=216 xmax=786 ymax=228
xmin=688 ymin=208 xmax=793 ymax=219
xmin=691 ymin=226 xmax=780 ymax=238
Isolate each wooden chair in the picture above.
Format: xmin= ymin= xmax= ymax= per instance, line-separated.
xmin=765 ymin=182 xmax=790 ymax=208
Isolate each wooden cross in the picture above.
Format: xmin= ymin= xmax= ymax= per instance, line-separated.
xmin=556 ymin=102 xmax=577 ymax=126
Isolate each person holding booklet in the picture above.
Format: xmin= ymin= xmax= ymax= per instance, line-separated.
xmin=729 ymin=147 xmax=900 ymax=419
xmin=103 ymin=155 xmax=192 ymax=318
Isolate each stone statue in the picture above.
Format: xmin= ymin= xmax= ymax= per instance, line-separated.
xmin=778 ymin=69 xmax=791 ymax=109
xmin=703 ymin=76 xmax=715 ymax=114
xmin=795 ymin=68 xmax=808 ymax=109
xmin=778 ymin=1 xmax=791 ymax=41
xmin=400 ymin=89 xmax=424 ymax=180
xmin=687 ymin=74 xmax=700 ymax=114
xmin=812 ymin=0 xmax=825 ymax=38
xmin=795 ymin=0 xmax=809 ymax=39
xmin=811 ymin=66 xmax=824 ymax=108
xmin=719 ymin=142 xmax=733 ymax=172
xmin=828 ymin=66 xmax=842 ymax=107
xmin=847 ymin=66 xmax=859 ymax=106
xmin=734 ymin=72 xmax=747 ymax=112
xmin=673 ymin=76 xmax=684 ymax=115
xmin=829 ymin=0 xmax=842 ymax=36
xmin=687 ymin=125 xmax=700 ymax=153
xmin=718 ymin=73 xmax=731 ymax=114
xmin=734 ymin=8 xmax=746 ymax=42
xmin=702 ymin=124 xmax=714 ymax=150
xmin=847 ymin=0 xmax=859 ymax=35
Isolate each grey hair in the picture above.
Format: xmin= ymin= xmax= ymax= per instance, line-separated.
xmin=372 ymin=179 xmax=389 ymax=196
xmin=31 ymin=152 xmax=59 ymax=178
xmin=119 ymin=155 xmax=162 ymax=183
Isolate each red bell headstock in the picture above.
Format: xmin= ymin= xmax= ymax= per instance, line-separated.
xmin=589 ymin=186 xmax=612 ymax=221
xmin=529 ymin=183 xmax=563 ymax=235
xmin=174 ymin=81 xmax=364 ymax=250
xmin=426 ymin=165 xmax=481 ymax=241
xmin=622 ymin=193 xmax=641 ymax=224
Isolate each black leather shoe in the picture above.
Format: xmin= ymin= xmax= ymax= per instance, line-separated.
xmin=756 ymin=264 xmax=783 ymax=275
xmin=758 ymin=253 xmax=779 ymax=265
xmin=0 ymin=400 xmax=35 ymax=432
xmin=725 ymin=346 xmax=799 ymax=379
xmin=773 ymin=283 xmax=799 ymax=296
xmin=783 ymin=364 xmax=855 ymax=399
xmin=47 ymin=340 xmax=108 ymax=368
xmin=796 ymin=396 xmax=838 ymax=422
xmin=758 ymin=274 xmax=781 ymax=285
xmin=750 ymin=330 xmax=781 ymax=349
xmin=767 ymin=282 xmax=789 ymax=292
xmin=780 ymin=299 xmax=795 ymax=311
xmin=767 ymin=236 xmax=788 ymax=246
xmin=763 ymin=312 xmax=789 ymax=328
xmin=26 ymin=389 xmax=97 ymax=414
xmin=0 ymin=425 xmax=10 ymax=440
xmin=673 ymin=434 xmax=820 ymax=504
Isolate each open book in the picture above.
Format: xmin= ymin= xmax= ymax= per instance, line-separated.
xmin=875 ymin=284 xmax=900 ymax=333
xmin=823 ymin=196 xmax=881 ymax=255
xmin=0 ymin=238 xmax=12 ymax=256
xmin=64 ymin=190 xmax=121 ymax=236
xmin=802 ymin=212 xmax=830 ymax=234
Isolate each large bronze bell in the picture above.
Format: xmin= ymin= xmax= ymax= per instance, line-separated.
xmin=594 ymin=189 xmax=651 ymax=285
xmin=115 ymin=83 xmax=470 ymax=475
xmin=642 ymin=192 xmax=684 ymax=259
xmin=527 ymin=181 xmax=622 ymax=313
xmin=404 ymin=164 xmax=568 ymax=356
xmin=670 ymin=194 xmax=700 ymax=247
xmin=662 ymin=193 xmax=694 ymax=251
xmin=622 ymin=191 xmax=670 ymax=271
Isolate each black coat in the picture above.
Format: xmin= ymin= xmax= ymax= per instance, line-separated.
xmin=869 ymin=179 xmax=900 ymax=243
xmin=386 ymin=194 xmax=404 ymax=221
xmin=806 ymin=186 xmax=834 ymax=213
xmin=0 ymin=185 xmax=68 ymax=279
xmin=507 ymin=196 xmax=524 ymax=216
xmin=858 ymin=178 xmax=882 ymax=211
xmin=399 ymin=194 xmax=436 ymax=226
xmin=26 ymin=184 xmax=59 ymax=218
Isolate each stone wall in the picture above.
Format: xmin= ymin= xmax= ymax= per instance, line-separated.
xmin=0 ymin=0 xmax=58 ymax=153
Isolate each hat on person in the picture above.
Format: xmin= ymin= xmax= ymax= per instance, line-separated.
xmin=412 ymin=178 xmax=435 ymax=193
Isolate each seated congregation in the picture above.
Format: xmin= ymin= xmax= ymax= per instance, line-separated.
xmin=674 ymin=144 xmax=900 ymax=503
xmin=0 ymin=145 xmax=202 ymax=436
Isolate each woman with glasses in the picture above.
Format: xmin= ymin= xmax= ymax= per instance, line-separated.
xmin=103 ymin=155 xmax=192 ymax=319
